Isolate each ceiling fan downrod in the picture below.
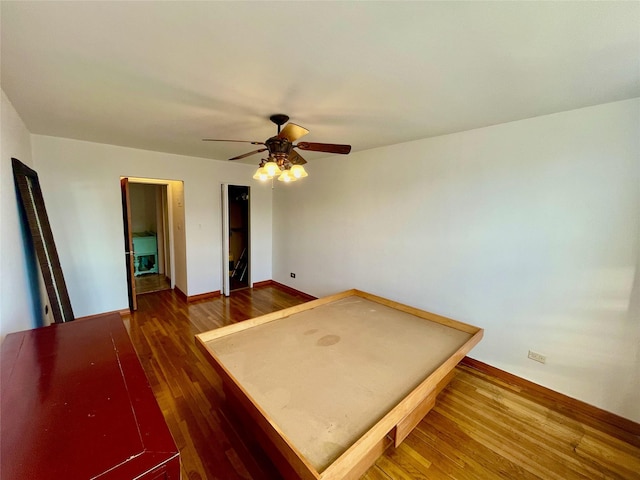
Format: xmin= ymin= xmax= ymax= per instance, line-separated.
xmin=269 ymin=114 xmax=289 ymax=135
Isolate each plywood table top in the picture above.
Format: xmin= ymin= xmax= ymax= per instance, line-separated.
xmin=198 ymin=290 xmax=481 ymax=476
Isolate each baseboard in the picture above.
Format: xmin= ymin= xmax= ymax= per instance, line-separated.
xmin=76 ymin=309 xmax=131 ymax=321
xmin=460 ymin=356 xmax=640 ymax=447
xmin=173 ymin=286 xmax=221 ymax=302
xmin=173 ymin=281 xmax=313 ymax=302
xmin=254 ymin=280 xmax=317 ymax=301
xmin=172 ymin=280 xmax=315 ymax=302
xmin=174 ymin=286 xmax=188 ymax=302
xmin=187 ymin=291 xmax=221 ymax=302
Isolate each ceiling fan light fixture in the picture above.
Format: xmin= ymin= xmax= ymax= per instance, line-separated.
xmin=253 ymin=167 xmax=269 ymax=181
xmin=277 ymin=170 xmax=297 ymax=182
xmin=290 ymin=164 xmax=308 ymax=178
xmin=263 ymin=161 xmax=281 ymax=177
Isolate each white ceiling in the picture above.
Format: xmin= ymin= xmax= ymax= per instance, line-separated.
xmin=1 ymin=1 xmax=639 ymax=164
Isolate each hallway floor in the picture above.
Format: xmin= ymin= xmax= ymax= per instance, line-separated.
xmin=135 ymin=273 xmax=171 ymax=294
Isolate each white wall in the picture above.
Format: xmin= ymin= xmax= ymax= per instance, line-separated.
xmin=170 ymin=179 xmax=187 ymax=293
xmin=30 ymin=135 xmax=272 ymax=317
xmin=130 ymin=183 xmax=158 ymax=233
xmin=273 ymin=99 xmax=640 ymax=422
xmin=0 ymin=90 xmax=40 ymax=339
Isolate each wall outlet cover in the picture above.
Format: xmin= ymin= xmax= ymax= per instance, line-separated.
xmin=528 ymin=350 xmax=546 ymax=364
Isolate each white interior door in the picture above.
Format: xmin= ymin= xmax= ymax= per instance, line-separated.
xmin=221 ymin=184 xmax=230 ymax=296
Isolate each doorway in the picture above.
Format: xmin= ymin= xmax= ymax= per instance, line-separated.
xmin=122 ymin=177 xmax=182 ymax=310
xmin=129 ymin=183 xmax=171 ymax=294
xmin=222 ymin=185 xmax=250 ymax=295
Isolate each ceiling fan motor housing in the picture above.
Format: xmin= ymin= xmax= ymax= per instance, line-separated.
xmin=265 ymin=137 xmax=293 ymax=162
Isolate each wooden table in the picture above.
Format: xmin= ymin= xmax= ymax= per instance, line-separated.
xmin=196 ymin=289 xmax=483 ymax=480
xmin=1 ymin=313 xmax=180 ymax=480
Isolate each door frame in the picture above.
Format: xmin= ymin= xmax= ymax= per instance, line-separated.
xmin=221 ymin=184 xmax=230 ymax=296
xmin=121 ymin=177 xmax=176 ymax=309
xmin=120 ymin=178 xmax=137 ymax=311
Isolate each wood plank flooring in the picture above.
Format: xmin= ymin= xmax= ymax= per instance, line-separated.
xmin=123 ymin=286 xmax=640 ymax=480
xmin=135 ymin=273 xmax=171 ymax=294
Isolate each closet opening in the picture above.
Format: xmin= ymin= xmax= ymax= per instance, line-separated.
xmin=222 ymin=184 xmax=250 ymax=295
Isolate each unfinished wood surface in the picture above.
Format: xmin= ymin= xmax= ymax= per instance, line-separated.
xmin=393 ymin=371 xmax=454 ymax=447
xmin=223 ymin=381 xmax=320 ymax=480
xmin=196 ymin=289 xmax=355 ymax=343
xmin=198 ymin=292 xmax=480 ymax=476
xmin=203 ymin=295 xmax=473 ymax=472
xmin=124 ymin=286 xmax=640 ymax=480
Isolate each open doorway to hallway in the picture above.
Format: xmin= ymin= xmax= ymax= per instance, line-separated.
xmin=121 ymin=176 xmax=186 ymax=310
xmin=129 ymin=183 xmax=171 ymax=294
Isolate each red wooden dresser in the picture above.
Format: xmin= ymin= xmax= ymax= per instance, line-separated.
xmin=1 ymin=313 xmax=180 ymax=479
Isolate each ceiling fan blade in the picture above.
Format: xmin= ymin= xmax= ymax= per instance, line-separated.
xmin=296 ymin=142 xmax=351 ymax=154
xmin=229 ymin=148 xmax=268 ymax=161
xmin=203 ymin=139 xmax=264 ymax=145
xmin=278 ymin=123 xmax=309 ymax=142
xmin=288 ymin=150 xmax=307 ymax=165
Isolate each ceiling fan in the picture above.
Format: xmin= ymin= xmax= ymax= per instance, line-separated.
xmin=203 ymin=114 xmax=351 ymax=182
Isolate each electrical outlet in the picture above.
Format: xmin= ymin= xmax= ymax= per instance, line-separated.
xmin=528 ymin=350 xmax=546 ymax=364
xmin=290 ymin=272 xmax=296 ymax=278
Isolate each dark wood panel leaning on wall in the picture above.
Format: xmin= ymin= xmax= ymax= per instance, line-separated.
xmin=12 ymin=157 xmax=75 ymax=323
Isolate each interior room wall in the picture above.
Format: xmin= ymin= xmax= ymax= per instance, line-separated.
xmin=170 ymin=180 xmax=187 ymax=294
xmin=155 ymin=186 xmax=166 ymax=275
xmin=0 ymin=90 xmax=40 ymax=339
xmin=129 ymin=183 xmax=158 ymax=233
xmin=29 ymin=135 xmax=273 ymax=318
xmin=272 ymin=99 xmax=640 ymax=422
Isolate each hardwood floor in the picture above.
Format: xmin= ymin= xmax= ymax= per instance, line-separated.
xmin=124 ymin=286 xmax=640 ymax=480
xmin=135 ymin=273 xmax=171 ymax=294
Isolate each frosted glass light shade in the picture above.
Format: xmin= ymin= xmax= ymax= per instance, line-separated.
xmin=263 ymin=161 xmax=281 ymax=177
xmin=252 ymin=167 xmax=269 ymax=181
xmin=290 ymin=164 xmax=308 ymax=178
xmin=277 ymin=170 xmax=296 ymax=182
